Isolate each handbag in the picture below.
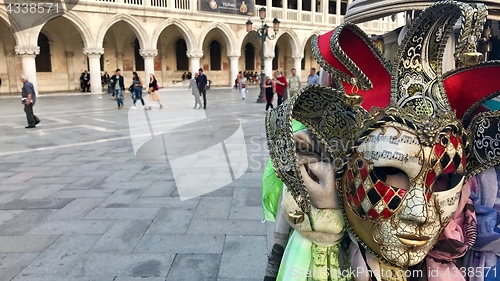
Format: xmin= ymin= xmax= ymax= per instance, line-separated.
xmin=128 ymin=84 xmax=133 ymax=93
xmin=155 ymin=84 xmax=160 ymax=90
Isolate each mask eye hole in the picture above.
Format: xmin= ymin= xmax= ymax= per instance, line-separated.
xmin=432 ymin=173 xmax=463 ymax=192
xmin=372 ymin=167 xmax=410 ymax=190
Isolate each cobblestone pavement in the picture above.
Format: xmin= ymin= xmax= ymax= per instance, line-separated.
xmin=0 ymin=87 xmax=275 ymax=281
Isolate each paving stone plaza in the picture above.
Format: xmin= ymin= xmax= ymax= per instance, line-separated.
xmin=0 ymin=87 xmax=274 ymax=281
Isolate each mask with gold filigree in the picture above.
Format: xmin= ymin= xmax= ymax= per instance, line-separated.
xmin=265 ymin=0 xmax=500 ymax=269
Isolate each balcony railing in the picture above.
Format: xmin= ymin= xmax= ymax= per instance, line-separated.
xmin=81 ymin=0 xmax=402 ymax=31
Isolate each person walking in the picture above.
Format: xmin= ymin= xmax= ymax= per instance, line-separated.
xmin=131 ymin=71 xmax=145 ymax=110
xmin=189 ymin=73 xmax=203 ymax=109
xmin=110 ymin=69 xmax=125 ymax=109
xmin=288 ymin=68 xmax=301 ymax=98
xmin=307 ymin=67 xmax=320 ymax=85
xmin=20 ymin=74 xmax=40 ymax=128
xmin=82 ymin=70 xmax=90 ymax=92
xmin=238 ymin=71 xmax=247 ymax=100
xmin=264 ymin=76 xmax=275 ymax=111
xmin=196 ymin=68 xmax=208 ymax=109
xmin=274 ymin=71 xmax=287 ymax=106
xmin=147 ymin=73 xmax=163 ymax=110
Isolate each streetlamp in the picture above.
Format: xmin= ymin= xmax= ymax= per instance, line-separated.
xmin=245 ymin=7 xmax=280 ymax=103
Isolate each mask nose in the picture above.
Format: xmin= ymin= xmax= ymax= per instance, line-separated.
xmin=397 ymin=186 xmax=429 ymax=224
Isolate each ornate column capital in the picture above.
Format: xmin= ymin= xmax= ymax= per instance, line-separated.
xmin=264 ymin=54 xmax=275 ymax=60
xmin=228 ymin=53 xmax=241 ymax=59
xmin=83 ymin=48 xmax=105 ymax=58
xmin=186 ymin=51 xmax=204 ymax=59
xmin=139 ymin=49 xmax=158 ymax=58
xmin=15 ymin=45 xmax=40 ymax=57
xmin=116 ymin=52 xmax=123 ymax=58
xmin=65 ymin=51 xmax=74 ymax=58
xmin=292 ymin=54 xmax=304 ymax=60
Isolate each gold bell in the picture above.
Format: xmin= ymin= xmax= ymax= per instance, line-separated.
xmin=345 ymin=94 xmax=363 ymax=107
xmin=288 ymin=210 xmax=305 ymax=224
xmin=462 ymin=52 xmax=483 ymax=66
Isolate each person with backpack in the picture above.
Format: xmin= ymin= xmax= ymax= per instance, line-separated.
xmin=131 ymin=71 xmax=145 ymax=110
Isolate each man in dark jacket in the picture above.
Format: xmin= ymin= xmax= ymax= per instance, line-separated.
xmin=20 ymin=74 xmax=40 ymax=128
xmin=110 ymin=69 xmax=125 ymax=109
xmin=81 ymin=70 xmax=90 ymax=92
xmin=196 ymin=68 xmax=208 ymax=109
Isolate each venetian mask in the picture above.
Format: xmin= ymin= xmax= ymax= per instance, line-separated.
xmin=265 ymin=0 xmax=500 ymax=270
xmin=343 ymin=117 xmax=466 ymax=266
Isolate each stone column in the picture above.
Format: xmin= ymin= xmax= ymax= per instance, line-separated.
xmin=293 ymin=54 xmax=303 ymax=75
xmin=312 ymin=0 xmax=316 ymax=23
xmin=15 ymin=45 xmax=39 ymax=92
xmin=264 ymin=55 xmax=274 ymax=76
xmin=187 ymin=51 xmax=203 ymax=74
xmin=283 ymin=0 xmax=288 ymax=18
xmin=140 ymin=49 xmax=158 ymax=78
xmin=116 ymin=52 xmax=124 ymax=70
xmin=5 ymin=50 xmax=17 ymax=93
xmin=168 ymin=0 xmax=175 ymax=9
xmin=65 ymin=51 xmax=75 ymax=91
xmin=323 ymin=0 xmax=328 ymax=23
xmin=266 ymin=0 xmax=272 ymax=17
xmin=83 ymin=48 xmax=104 ymax=94
xmin=298 ymin=0 xmax=302 ymax=20
xmin=229 ymin=55 xmax=240 ymax=84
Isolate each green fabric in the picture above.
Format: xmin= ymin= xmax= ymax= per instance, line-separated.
xmin=276 ymin=231 xmax=312 ymax=281
xmin=262 ymin=120 xmax=307 ymax=221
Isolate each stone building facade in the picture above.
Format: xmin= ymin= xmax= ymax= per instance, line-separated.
xmin=0 ymin=0 xmax=401 ymax=94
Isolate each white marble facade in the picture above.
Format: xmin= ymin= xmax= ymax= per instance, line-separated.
xmin=0 ymin=0 xmax=401 ymax=94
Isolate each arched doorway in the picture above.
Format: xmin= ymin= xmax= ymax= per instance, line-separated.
xmin=156 ymin=24 xmax=193 ymax=85
xmin=36 ymin=15 xmax=88 ymax=92
xmin=245 ymin=43 xmax=255 ymax=71
xmin=35 ymin=33 xmax=52 ymax=72
xmin=134 ymin=38 xmax=144 ymax=71
xmin=175 ymin=39 xmax=189 ymax=71
xmin=102 ymin=21 xmax=147 ymax=83
xmin=201 ymin=27 xmax=232 ymax=85
xmin=209 ymin=40 xmax=222 ymax=70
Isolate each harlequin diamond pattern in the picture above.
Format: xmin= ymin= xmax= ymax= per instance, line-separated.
xmin=425 ymin=132 xmax=466 ymax=191
xmin=346 ymin=164 xmax=407 ymax=220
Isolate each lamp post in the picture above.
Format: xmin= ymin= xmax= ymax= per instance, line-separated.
xmin=246 ymin=7 xmax=280 ymax=103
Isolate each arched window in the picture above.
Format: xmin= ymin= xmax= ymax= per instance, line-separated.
xmin=245 ymin=43 xmax=255 ymax=71
xmin=134 ymin=38 xmax=144 ymax=71
xmin=272 ymin=47 xmax=279 ymax=70
xmin=301 ymin=52 xmax=306 ymax=70
xmin=175 ymin=39 xmax=189 ymax=71
xmin=210 ymin=40 xmax=221 ymax=71
xmin=36 ymin=33 xmax=52 ymax=72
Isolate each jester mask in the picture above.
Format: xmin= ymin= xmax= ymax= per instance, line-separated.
xmin=265 ymin=0 xmax=500 ymax=269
